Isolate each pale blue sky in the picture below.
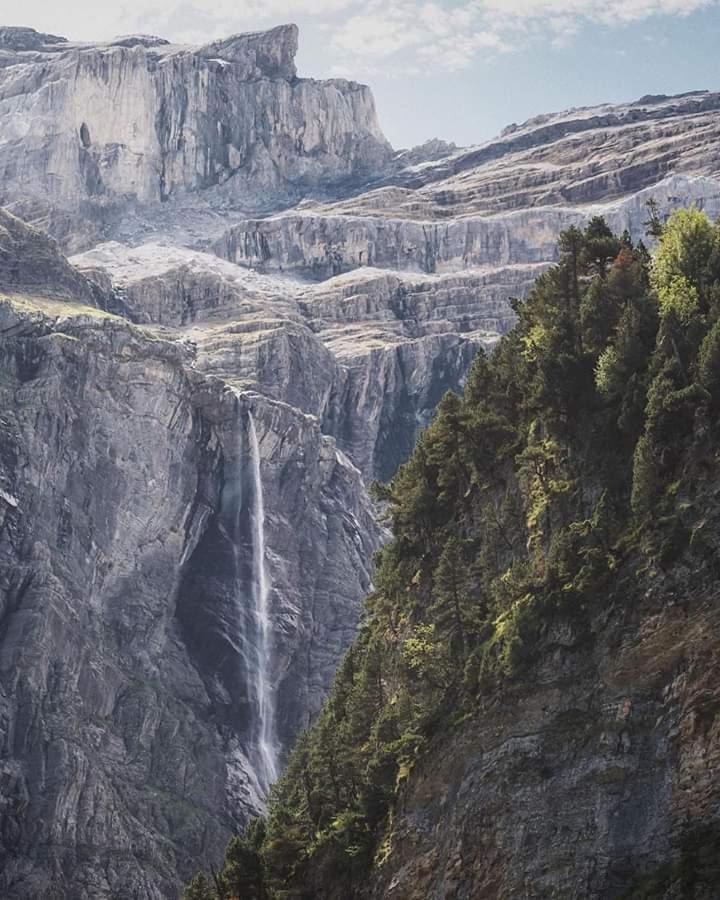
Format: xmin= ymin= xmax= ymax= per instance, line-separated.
xmin=6 ymin=0 xmax=720 ymax=148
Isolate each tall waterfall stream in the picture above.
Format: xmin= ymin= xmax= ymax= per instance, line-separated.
xmin=238 ymin=409 xmax=279 ymax=794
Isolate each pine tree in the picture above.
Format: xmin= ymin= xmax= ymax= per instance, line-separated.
xmin=222 ymin=819 xmax=267 ymax=900
xmin=183 ymin=873 xmax=216 ymax=900
xmin=430 ymin=536 xmax=471 ymax=658
xmin=652 ymin=208 xmax=720 ymax=318
xmin=699 ymin=319 xmax=720 ymax=402
xmin=425 ymin=391 xmax=471 ymax=515
xmin=643 ymin=197 xmax=664 ymax=238
xmin=582 ymin=216 xmax=622 ymax=277
xmin=558 ymin=224 xmax=584 ymax=304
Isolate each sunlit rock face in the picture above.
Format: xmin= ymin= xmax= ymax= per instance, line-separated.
xmin=0 ymin=24 xmax=392 ymax=251
xmin=70 ymin=241 xmax=517 ymax=479
xmin=3 ymin=23 xmax=720 ymax=898
xmin=212 ymin=175 xmax=720 ymax=280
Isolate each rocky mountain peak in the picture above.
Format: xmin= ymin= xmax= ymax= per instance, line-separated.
xmin=109 ymin=34 xmax=171 ymax=49
xmin=0 ymin=23 xmax=392 ymax=251
xmin=0 ymin=25 xmax=67 ymax=51
xmin=197 ymin=22 xmax=299 ymax=79
xmin=2 ymin=18 xmax=720 ymax=899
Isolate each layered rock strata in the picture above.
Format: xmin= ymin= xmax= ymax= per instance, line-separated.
xmin=0 ymin=213 xmax=379 ymax=897
xmin=3 ymin=21 xmax=720 ymax=899
xmin=0 ymin=25 xmax=391 ymax=251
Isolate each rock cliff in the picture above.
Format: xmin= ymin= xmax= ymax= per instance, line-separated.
xmin=0 ymin=212 xmax=379 ymax=897
xmin=370 ymin=585 xmax=720 ymax=899
xmin=0 ymin=24 xmax=391 ymax=251
xmin=2 ymin=20 xmax=720 ymax=899
xmin=70 ymin=241 xmax=518 ymax=479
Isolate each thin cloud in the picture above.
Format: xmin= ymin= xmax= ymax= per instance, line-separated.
xmin=329 ymin=0 xmax=716 ymax=71
xmin=8 ymin=0 xmax=716 ymax=73
xmin=479 ymin=0 xmax=714 ymax=24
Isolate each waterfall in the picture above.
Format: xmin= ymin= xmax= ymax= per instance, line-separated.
xmin=246 ymin=411 xmax=279 ymax=792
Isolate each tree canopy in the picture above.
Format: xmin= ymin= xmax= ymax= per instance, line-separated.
xmin=185 ymin=208 xmax=720 ymax=900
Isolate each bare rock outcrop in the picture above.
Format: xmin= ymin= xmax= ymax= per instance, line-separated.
xmin=213 ymin=175 xmax=720 ymax=281
xmin=3 ymin=22 xmax=720 ymax=898
xmin=0 ymin=224 xmax=379 ymax=897
xmin=0 ymin=24 xmax=391 ymax=251
xmin=0 ymin=208 xmax=101 ymax=303
xmin=369 ymin=587 xmax=720 ymax=899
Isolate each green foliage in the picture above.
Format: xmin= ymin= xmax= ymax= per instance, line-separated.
xmin=430 ymin=537 xmax=476 ymax=657
xmin=643 ymin=197 xmax=664 ymax=238
xmin=651 ymin=207 xmax=720 ymax=321
xmin=189 ymin=211 xmax=720 ymax=900
xmin=698 ymin=318 xmax=720 ymax=400
xmin=594 ymin=345 xmax=619 ymax=397
xmin=183 ymin=872 xmax=216 ymax=900
xmin=656 ymin=274 xmax=699 ymax=324
xmin=222 ymin=818 xmax=267 ymax=900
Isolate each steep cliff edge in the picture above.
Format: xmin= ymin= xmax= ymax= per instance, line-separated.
xmin=207 ymin=213 xmax=720 ymax=899
xmin=4 ymin=20 xmax=720 ymax=900
xmin=0 ymin=212 xmax=380 ymax=898
xmin=0 ymin=24 xmax=391 ymax=251
xmin=369 ymin=584 xmax=720 ymax=899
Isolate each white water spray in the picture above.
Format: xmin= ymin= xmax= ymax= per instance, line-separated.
xmin=247 ymin=411 xmax=279 ymax=791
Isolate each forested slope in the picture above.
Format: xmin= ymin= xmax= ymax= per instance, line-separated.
xmin=188 ymin=208 xmax=720 ymax=899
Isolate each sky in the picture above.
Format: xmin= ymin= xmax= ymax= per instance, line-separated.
xmin=2 ymin=0 xmax=720 ymax=148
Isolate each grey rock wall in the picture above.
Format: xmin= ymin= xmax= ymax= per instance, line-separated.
xmin=0 ymin=276 xmax=379 ymax=898
xmin=213 ymin=175 xmax=720 ymax=281
xmin=368 ymin=590 xmax=720 ymax=899
xmin=71 ymin=243 xmax=520 ymax=479
xmin=4 ymin=23 xmax=720 ymax=898
xmin=0 ymin=24 xmax=391 ymax=251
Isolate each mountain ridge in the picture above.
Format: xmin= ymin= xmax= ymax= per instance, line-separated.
xmin=1 ymin=22 xmax=720 ymax=898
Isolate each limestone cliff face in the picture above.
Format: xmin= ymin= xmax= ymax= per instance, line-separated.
xmin=0 ymin=24 xmax=391 ymax=250
xmin=4 ymin=23 xmax=720 ymax=898
xmin=71 ymin=242 xmax=523 ymax=480
xmin=0 ymin=218 xmax=379 ymax=897
xmin=213 ymin=208 xmax=572 ymax=278
xmin=208 ymin=92 xmax=720 ymax=356
xmin=372 ymin=91 xmax=720 ymax=215
xmin=213 ymin=175 xmax=720 ymax=282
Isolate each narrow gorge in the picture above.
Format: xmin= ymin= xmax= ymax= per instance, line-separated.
xmin=0 ymin=20 xmax=719 ymax=900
